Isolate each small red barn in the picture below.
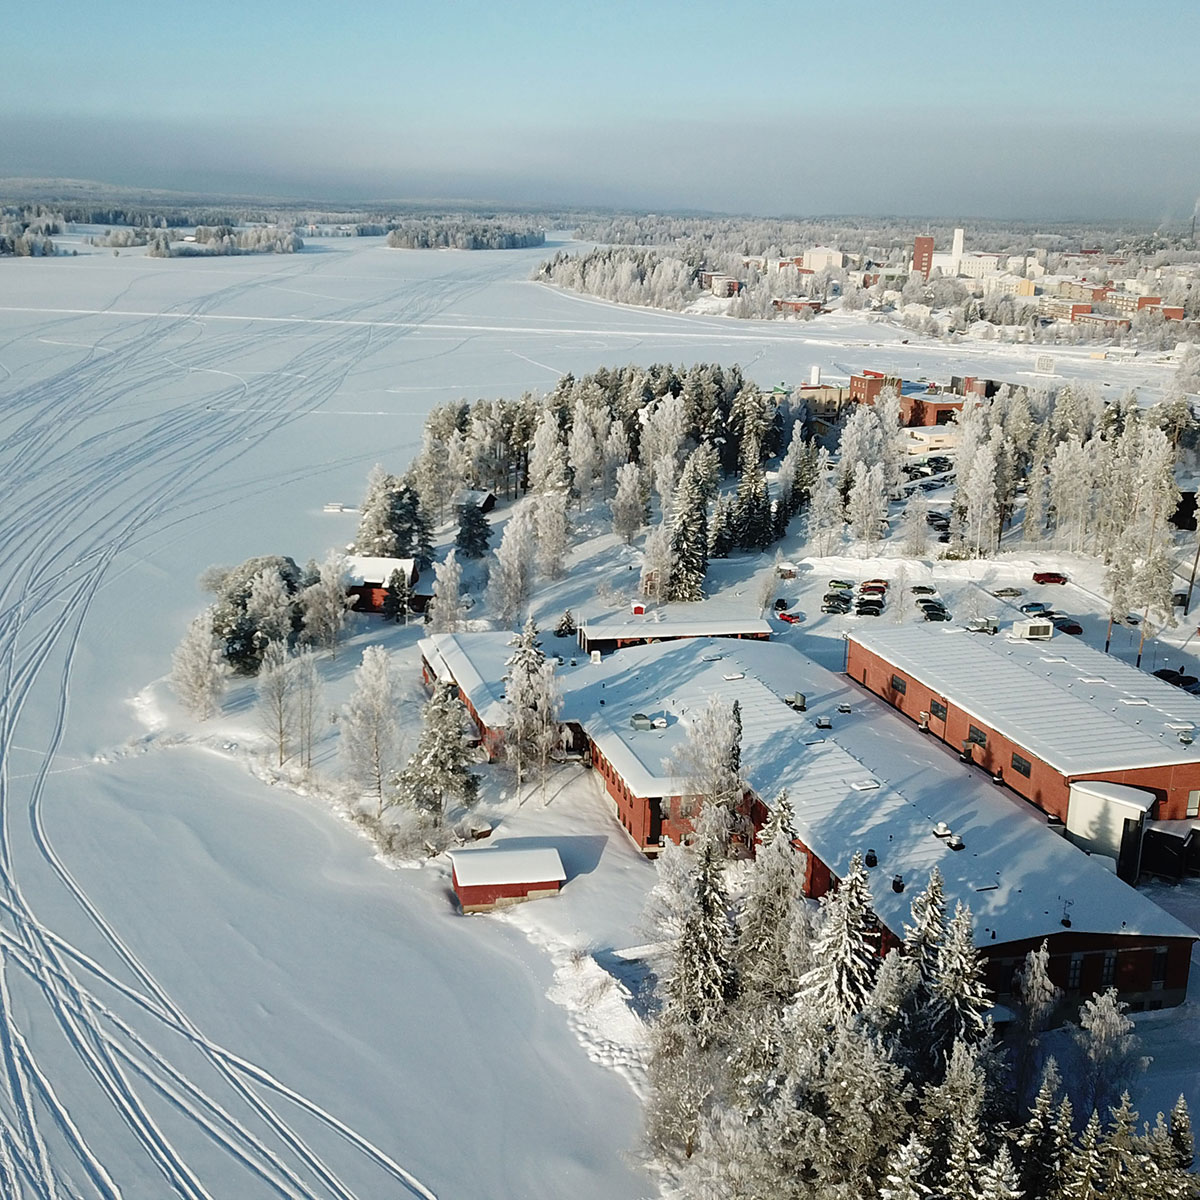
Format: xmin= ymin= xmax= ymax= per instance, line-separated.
xmin=345 ymin=556 xmax=417 ymax=613
xmin=448 ymin=846 xmax=567 ymax=913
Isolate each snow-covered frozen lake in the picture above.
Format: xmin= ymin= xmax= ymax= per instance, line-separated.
xmin=0 ymin=235 xmax=1186 ymax=1197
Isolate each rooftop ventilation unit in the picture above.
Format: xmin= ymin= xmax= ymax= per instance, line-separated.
xmin=892 ymin=874 xmax=905 ymax=893
xmin=865 ymin=849 xmax=878 ymax=867
xmin=948 ymin=835 xmax=965 ymax=851
xmin=630 ymin=713 xmax=651 ymax=731
xmin=850 ymin=779 xmax=881 ymax=792
xmin=933 ymin=821 xmax=952 ymax=839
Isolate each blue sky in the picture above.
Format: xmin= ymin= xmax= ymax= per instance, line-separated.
xmin=3 ymin=0 xmax=1198 ymax=219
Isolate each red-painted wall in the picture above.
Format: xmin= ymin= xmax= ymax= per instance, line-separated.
xmin=846 ymin=640 xmax=1200 ymax=821
xmin=451 ymin=869 xmax=562 ymax=909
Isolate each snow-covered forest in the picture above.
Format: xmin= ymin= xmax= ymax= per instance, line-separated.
xmin=386 ymin=219 xmax=544 ymax=250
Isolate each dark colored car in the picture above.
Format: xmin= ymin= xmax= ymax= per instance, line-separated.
xmin=911 ymin=585 xmax=937 ymax=595
xmin=1155 ymin=669 xmax=1184 ymax=684
xmin=855 ymin=608 xmax=882 ymax=617
xmin=1033 ymin=571 xmax=1068 ymax=585
xmin=824 ymin=592 xmax=852 ymax=605
xmin=821 ymin=602 xmax=849 ymax=614
xmin=773 ymin=597 xmax=788 ymax=610
xmin=924 ymin=610 xmax=952 ymax=621
xmin=1053 ymin=619 xmax=1083 ymax=635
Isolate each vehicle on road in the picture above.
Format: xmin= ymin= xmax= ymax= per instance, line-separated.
xmin=1020 ymin=601 xmax=1051 ymax=615
xmin=992 ymin=587 xmax=1024 ymax=598
xmin=1033 ymin=571 xmax=1068 ymax=585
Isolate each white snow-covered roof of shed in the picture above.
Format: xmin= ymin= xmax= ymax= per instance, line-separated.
xmin=448 ymin=846 xmax=566 ymax=887
xmin=553 ymin=638 xmax=1195 ymax=948
xmin=344 ymin=555 xmax=415 ymax=586
xmin=848 ymin=625 xmax=1200 ymax=776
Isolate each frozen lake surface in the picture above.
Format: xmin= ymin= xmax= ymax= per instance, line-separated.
xmin=0 ymin=236 xmax=1184 ymax=1197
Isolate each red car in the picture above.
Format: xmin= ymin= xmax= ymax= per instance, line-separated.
xmin=1033 ymin=571 xmax=1068 ymax=585
xmin=861 ymin=578 xmax=890 ymax=590
xmin=777 ymin=611 xmax=800 ymax=624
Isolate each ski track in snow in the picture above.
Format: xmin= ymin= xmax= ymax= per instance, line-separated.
xmin=0 ymin=254 xmax=488 ymax=1198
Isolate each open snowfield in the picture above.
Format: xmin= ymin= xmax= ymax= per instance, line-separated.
xmin=0 ymin=233 xmax=1195 ymax=1197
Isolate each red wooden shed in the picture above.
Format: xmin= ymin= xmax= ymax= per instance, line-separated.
xmin=448 ymin=846 xmax=567 ymax=913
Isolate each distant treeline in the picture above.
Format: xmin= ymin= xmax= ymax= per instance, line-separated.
xmin=173 ymin=226 xmax=304 ymax=256
xmin=386 ymin=220 xmax=544 ymax=250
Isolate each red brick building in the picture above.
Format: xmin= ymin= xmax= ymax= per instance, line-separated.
xmin=850 ymin=370 xmax=901 ymax=406
xmin=345 ymin=556 xmax=418 ymax=613
xmin=913 ymin=236 xmax=934 ymax=280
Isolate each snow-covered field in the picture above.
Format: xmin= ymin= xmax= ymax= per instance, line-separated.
xmin=0 ymin=234 xmax=1194 ymax=1197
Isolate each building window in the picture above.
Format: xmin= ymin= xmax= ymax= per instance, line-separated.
xmin=1011 ymin=752 xmax=1032 ymax=778
xmin=1102 ymin=952 xmax=1116 ymax=987
xmin=891 ymin=675 xmax=907 ymax=695
xmin=968 ymin=724 xmax=988 ymax=747
xmin=1189 ymin=790 xmax=1200 ymax=818
xmin=1152 ymin=947 xmax=1168 ymax=991
xmin=930 ymin=699 xmax=948 ymax=721
xmin=1067 ymin=954 xmax=1083 ymax=989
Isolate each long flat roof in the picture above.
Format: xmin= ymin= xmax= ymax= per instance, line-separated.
xmin=849 ymin=625 xmax=1200 ymax=776
xmin=578 ymin=601 xmax=771 ymax=642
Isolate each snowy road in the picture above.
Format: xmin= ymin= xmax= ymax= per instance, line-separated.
xmin=0 ymin=236 xmax=1181 ymax=1197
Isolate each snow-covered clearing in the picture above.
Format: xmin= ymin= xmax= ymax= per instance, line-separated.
xmin=0 ymin=234 xmax=1194 ymax=1196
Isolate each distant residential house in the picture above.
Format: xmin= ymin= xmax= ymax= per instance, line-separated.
xmin=456 ymin=488 xmax=497 ymax=513
xmin=344 ymin=555 xmax=418 ymax=613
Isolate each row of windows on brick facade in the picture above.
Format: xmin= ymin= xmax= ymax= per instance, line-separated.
xmin=993 ymin=946 xmax=1167 ymax=997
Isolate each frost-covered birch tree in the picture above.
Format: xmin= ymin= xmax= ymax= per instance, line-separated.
xmin=340 ymin=645 xmax=402 ymax=818
xmin=489 ymin=506 xmax=537 ymax=623
xmin=170 ymin=608 xmax=229 ymax=719
xmin=428 ymin=549 xmax=465 ymax=633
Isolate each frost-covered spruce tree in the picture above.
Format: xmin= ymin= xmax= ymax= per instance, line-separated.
xmin=502 ymin=617 xmax=545 ymax=792
xmin=488 ymin=505 xmax=537 ymax=623
xmin=170 ymin=608 xmax=229 ymax=719
xmin=340 ymin=645 xmax=402 ymax=818
xmin=599 ymin=421 xmax=630 ymax=500
xmin=611 ymin=461 xmax=646 ymax=543
xmin=920 ymin=1039 xmax=989 ymax=1175
xmin=904 ymin=866 xmax=947 ymax=992
xmin=257 ymin=641 xmax=299 ymax=767
xmin=978 ymin=1143 xmax=1022 ymax=1200
xmin=535 ymin=487 xmax=570 ymax=579
xmin=380 ymin=567 xmax=411 ymax=624
xmin=668 ymin=450 xmax=710 ymax=601
xmin=354 ymin=465 xmax=402 ymax=555
xmin=1169 ymin=1094 xmax=1195 ymax=1172
xmin=928 ymin=901 xmax=990 ymax=1066
xmin=567 ymin=395 xmax=599 ymax=505
xmin=393 ymin=681 xmax=478 ymax=818
xmin=300 ymin=552 xmax=351 ymax=654
xmin=879 ymin=1132 xmax=933 ymax=1200
xmin=1070 ymin=988 xmax=1148 ymax=1121
xmin=734 ymin=792 xmax=808 ymax=1010
xmin=454 ymin=503 xmax=491 ymax=559
xmin=1015 ymin=1059 xmax=1067 ymax=1199
xmin=732 ymin=443 xmax=773 ymax=550
xmin=837 ymin=404 xmax=883 ymax=494
xmin=1061 ymin=1110 xmax=1105 ymax=1200
xmin=428 ymin=549 xmax=465 ymax=633
xmin=1023 ymin=451 xmax=1047 ymax=544
xmin=796 ymin=851 xmax=878 ymax=1027
xmin=646 ymin=831 xmax=734 ymax=1159
xmin=1012 ymin=940 xmax=1062 ymax=1109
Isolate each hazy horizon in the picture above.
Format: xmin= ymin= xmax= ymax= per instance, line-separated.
xmin=3 ymin=0 xmax=1198 ymax=222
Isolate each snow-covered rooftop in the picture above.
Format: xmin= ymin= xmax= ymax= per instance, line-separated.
xmin=848 ymin=625 xmax=1200 ymax=776
xmin=448 ymin=846 xmax=566 ymax=887
xmin=551 ymin=638 xmax=1194 ymax=949
xmin=420 ymin=633 xmax=518 ymax=731
xmin=344 ymin=555 xmax=415 ymax=586
xmin=578 ymin=601 xmax=771 ymax=643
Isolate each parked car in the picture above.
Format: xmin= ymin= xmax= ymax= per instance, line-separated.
xmin=824 ymin=592 xmax=851 ymax=604
xmin=861 ymin=578 xmax=890 ymax=590
xmin=821 ymin=604 xmax=847 ymax=614
xmin=1177 ymin=675 xmax=1200 ymax=690
xmin=773 ymin=597 xmax=788 ymax=610
xmin=1154 ymin=668 xmax=1185 ymax=684
xmin=1032 ymin=571 xmax=1068 ymax=585
xmin=856 ymin=608 xmax=882 ymax=617
xmin=924 ymin=610 xmax=952 ymax=621
xmin=777 ymin=611 xmax=801 ymax=624
xmin=911 ymin=585 xmax=937 ymax=595
xmin=992 ymin=587 xmax=1024 ymax=598
xmin=1020 ymin=601 xmax=1051 ymax=615
xmin=1053 ymin=619 xmax=1083 ymax=635
xmin=827 ymin=579 xmax=854 ymax=590
xmin=937 ymin=531 xmax=951 ymax=542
